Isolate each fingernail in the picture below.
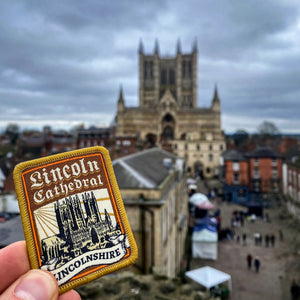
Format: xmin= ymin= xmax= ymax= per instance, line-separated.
xmin=14 ymin=270 xmax=57 ymax=300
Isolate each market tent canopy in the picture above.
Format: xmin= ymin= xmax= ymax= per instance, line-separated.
xmin=192 ymin=228 xmax=218 ymax=242
xmin=192 ymin=230 xmax=218 ymax=260
xmin=189 ymin=193 xmax=208 ymax=205
xmin=189 ymin=193 xmax=214 ymax=210
xmin=188 ymin=184 xmax=197 ymax=190
xmin=187 ymin=178 xmax=197 ymax=184
xmin=185 ymin=266 xmax=232 ymax=291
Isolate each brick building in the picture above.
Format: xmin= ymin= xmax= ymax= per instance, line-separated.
xmin=76 ymin=126 xmax=138 ymax=160
xmin=222 ymin=147 xmax=283 ymax=203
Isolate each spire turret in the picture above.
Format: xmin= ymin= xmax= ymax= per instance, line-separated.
xmin=211 ymin=84 xmax=221 ymax=112
xmin=117 ymin=85 xmax=125 ymax=112
xmin=139 ymin=39 xmax=144 ymax=54
xmin=192 ymin=37 xmax=198 ymax=53
xmin=177 ymin=38 xmax=181 ymax=54
xmin=154 ymin=39 xmax=159 ymax=55
xmin=212 ymin=84 xmax=220 ymax=102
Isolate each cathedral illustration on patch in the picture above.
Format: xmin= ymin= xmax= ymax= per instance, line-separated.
xmin=35 ymin=189 xmax=128 ymax=284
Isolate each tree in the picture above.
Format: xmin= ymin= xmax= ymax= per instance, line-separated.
xmin=232 ymin=129 xmax=249 ymax=148
xmin=5 ymin=123 xmax=20 ymax=145
xmin=257 ymin=121 xmax=280 ymax=136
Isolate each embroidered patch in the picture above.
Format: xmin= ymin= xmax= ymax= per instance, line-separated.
xmin=13 ymin=146 xmax=138 ymax=294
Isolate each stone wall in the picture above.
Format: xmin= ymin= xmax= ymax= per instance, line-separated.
xmin=76 ymin=271 xmax=221 ymax=300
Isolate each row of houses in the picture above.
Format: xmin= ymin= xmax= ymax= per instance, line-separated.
xmin=222 ymin=146 xmax=300 ymax=220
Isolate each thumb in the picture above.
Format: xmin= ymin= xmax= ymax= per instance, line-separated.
xmin=0 ymin=269 xmax=59 ymax=300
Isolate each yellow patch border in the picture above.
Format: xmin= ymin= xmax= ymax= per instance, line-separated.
xmin=13 ymin=146 xmax=138 ymax=294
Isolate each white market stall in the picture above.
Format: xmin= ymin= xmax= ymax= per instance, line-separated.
xmin=192 ymin=228 xmax=218 ymax=260
xmin=186 ymin=266 xmax=232 ymax=291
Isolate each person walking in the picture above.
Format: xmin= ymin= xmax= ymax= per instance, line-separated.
xmin=265 ymin=234 xmax=270 ymax=247
xmin=240 ymin=213 xmax=244 ymax=226
xmin=247 ymin=254 xmax=252 ymax=270
xmin=270 ymin=234 xmax=276 ymax=247
xmin=242 ymin=233 xmax=247 ymax=246
xmin=254 ymin=256 xmax=261 ymax=273
xmin=254 ymin=233 xmax=261 ymax=246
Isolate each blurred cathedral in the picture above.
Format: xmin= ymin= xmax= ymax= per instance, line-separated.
xmin=115 ymin=39 xmax=226 ymax=178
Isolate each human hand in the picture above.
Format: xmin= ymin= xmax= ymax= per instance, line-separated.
xmin=0 ymin=241 xmax=81 ymax=300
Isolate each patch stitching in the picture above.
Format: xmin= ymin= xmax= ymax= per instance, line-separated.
xmin=13 ymin=146 xmax=138 ymax=294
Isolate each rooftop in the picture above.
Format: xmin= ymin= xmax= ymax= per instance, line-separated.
xmin=113 ymin=148 xmax=180 ymax=189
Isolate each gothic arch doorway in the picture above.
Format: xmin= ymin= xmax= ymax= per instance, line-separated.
xmin=161 ymin=113 xmax=175 ymax=141
xmin=194 ymin=161 xmax=204 ymax=179
xmin=145 ymin=133 xmax=157 ymax=147
xmin=162 ymin=126 xmax=174 ymax=139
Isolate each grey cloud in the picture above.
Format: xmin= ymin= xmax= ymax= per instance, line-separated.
xmin=0 ymin=0 xmax=300 ymax=133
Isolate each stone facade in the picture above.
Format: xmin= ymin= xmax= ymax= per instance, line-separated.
xmin=113 ymin=148 xmax=188 ymax=278
xmin=115 ymin=40 xmax=226 ymax=178
xmin=283 ymin=163 xmax=300 ymax=221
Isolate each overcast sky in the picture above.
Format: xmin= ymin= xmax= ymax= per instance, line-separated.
xmin=1 ymin=0 xmax=300 ymax=134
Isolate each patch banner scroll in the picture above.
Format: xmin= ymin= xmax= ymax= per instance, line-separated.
xmin=13 ymin=146 xmax=138 ymax=294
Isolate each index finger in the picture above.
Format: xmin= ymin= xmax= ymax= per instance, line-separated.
xmin=0 ymin=241 xmax=31 ymax=293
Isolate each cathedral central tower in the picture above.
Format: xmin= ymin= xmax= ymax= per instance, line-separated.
xmin=138 ymin=39 xmax=197 ymax=109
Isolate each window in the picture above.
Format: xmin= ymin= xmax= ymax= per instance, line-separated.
xmin=272 ymin=158 xmax=277 ymax=166
xmin=169 ymin=69 xmax=175 ymax=84
xmin=220 ymin=144 xmax=223 ymax=151
xmin=188 ymin=62 xmax=192 ymax=77
xmin=144 ymin=61 xmax=148 ymax=78
xmin=182 ymin=61 xmax=186 ymax=78
xmin=123 ymin=140 xmax=131 ymax=146
xmin=197 ymin=144 xmax=200 ymax=151
xmin=272 ymin=168 xmax=278 ymax=178
xmin=234 ymin=173 xmax=239 ymax=183
xmin=162 ymin=207 xmax=167 ymax=244
xmin=254 ymin=168 xmax=259 ymax=178
xmin=182 ymin=60 xmax=192 ymax=78
xmin=168 ymin=199 xmax=172 ymax=232
xmin=209 ymin=144 xmax=212 ymax=151
xmin=254 ymin=158 xmax=259 ymax=166
xmin=185 ymin=144 xmax=188 ymax=150
xmin=150 ymin=61 xmax=153 ymax=78
xmin=209 ymin=154 xmax=213 ymax=162
xmin=144 ymin=61 xmax=154 ymax=79
xmin=233 ymin=162 xmax=239 ymax=171
xmin=161 ymin=69 xmax=167 ymax=85
xmin=174 ymin=143 xmax=177 ymax=150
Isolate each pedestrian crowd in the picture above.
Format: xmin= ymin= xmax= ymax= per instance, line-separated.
xmin=240 ymin=231 xmax=277 ymax=274
xmin=253 ymin=233 xmax=276 ymax=247
xmin=230 ymin=210 xmax=278 ymax=275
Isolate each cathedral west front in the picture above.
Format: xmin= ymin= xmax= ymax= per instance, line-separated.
xmin=115 ymin=40 xmax=226 ymax=178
